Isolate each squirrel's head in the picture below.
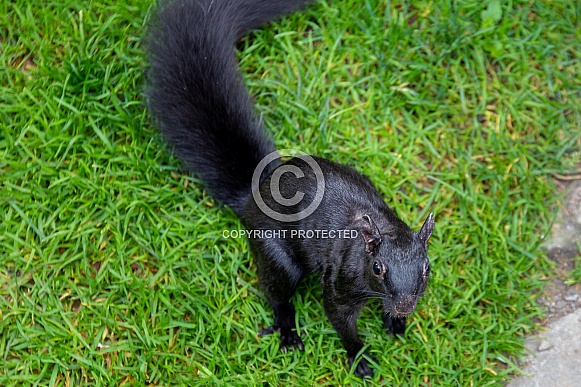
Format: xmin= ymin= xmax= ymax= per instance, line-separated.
xmin=358 ymin=212 xmax=434 ymax=317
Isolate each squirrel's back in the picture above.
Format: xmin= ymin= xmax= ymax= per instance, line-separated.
xmin=145 ymin=0 xmax=311 ymax=214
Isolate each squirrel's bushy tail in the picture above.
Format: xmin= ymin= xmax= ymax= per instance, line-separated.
xmin=145 ymin=0 xmax=311 ymax=215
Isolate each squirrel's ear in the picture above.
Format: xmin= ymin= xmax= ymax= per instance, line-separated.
xmin=417 ymin=212 xmax=435 ymax=251
xmin=359 ymin=214 xmax=382 ymax=254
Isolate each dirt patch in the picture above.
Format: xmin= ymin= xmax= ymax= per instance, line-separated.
xmin=536 ymin=178 xmax=581 ymax=324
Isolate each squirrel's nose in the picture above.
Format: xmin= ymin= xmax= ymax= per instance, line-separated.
xmin=394 ymin=295 xmax=416 ymax=316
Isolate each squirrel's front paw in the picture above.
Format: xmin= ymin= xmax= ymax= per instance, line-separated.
xmin=348 ymin=353 xmax=377 ymax=378
xmin=383 ymin=316 xmax=406 ymax=336
xmin=258 ymin=325 xmax=304 ymax=352
xmin=278 ymin=326 xmax=304 ymax=352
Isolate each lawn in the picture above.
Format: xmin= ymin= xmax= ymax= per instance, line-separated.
xmin=1 ymin=0 xmax=580 ymax=385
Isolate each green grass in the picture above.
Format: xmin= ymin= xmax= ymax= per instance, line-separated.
xmin=1 ymin=0 xmax=580 ymax=385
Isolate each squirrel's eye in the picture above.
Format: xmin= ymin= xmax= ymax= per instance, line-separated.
xmin=372 ymin=261 xmax=382 ymax=276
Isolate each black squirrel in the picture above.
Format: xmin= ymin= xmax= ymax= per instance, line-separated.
xmin=145 ymin=0 xmax=435 ymax=378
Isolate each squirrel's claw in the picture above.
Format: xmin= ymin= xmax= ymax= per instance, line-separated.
xmin=258 ymin=325 xmax=304 ymax=352
xmin=349 ymin=353 xmax=376 ymax=378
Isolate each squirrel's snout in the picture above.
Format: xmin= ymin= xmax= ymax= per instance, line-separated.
xmin=393 ymin=295 xmax=416 ymax=316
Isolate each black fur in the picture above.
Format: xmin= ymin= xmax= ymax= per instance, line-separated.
xmin=145 ymin=0 xmax=435 ymax=378
xmin=245 ymin=157 xmax=434 ymax=377
xmin=146 ymin=0 xmax=311 ymax=215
